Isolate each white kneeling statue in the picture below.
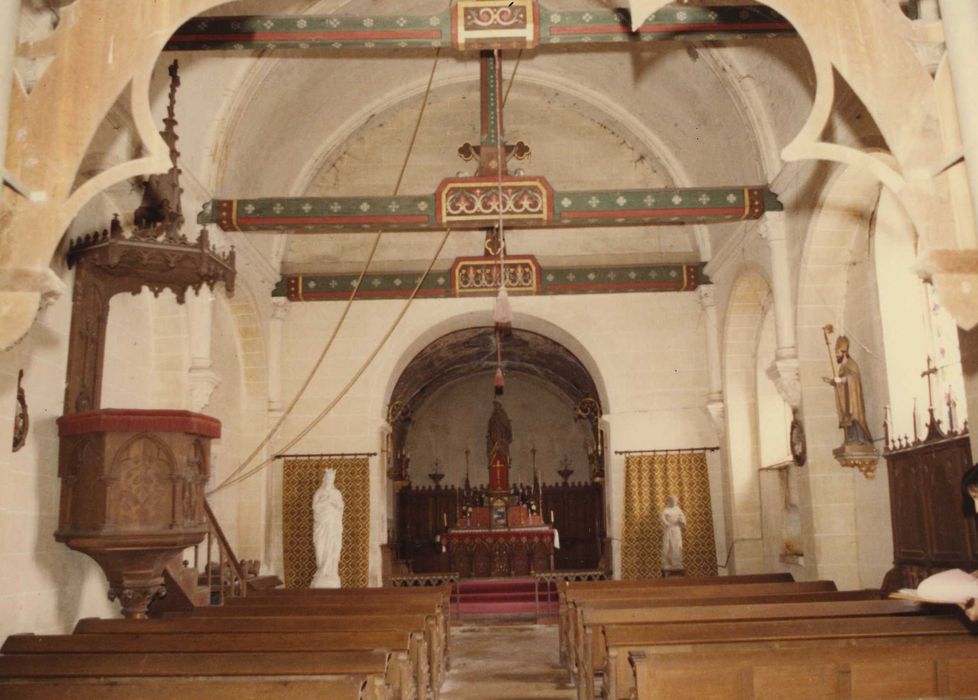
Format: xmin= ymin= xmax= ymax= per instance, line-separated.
xmin=660 ymin=495 xmax=686 ymax=571
xmin=311 ymin=468 xmax=344 ymax=588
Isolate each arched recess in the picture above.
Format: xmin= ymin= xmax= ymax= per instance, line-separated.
xmin=381 ymin=315 xmax=610 ymax=573
xmin=381 ymin=310 xmax=610 ymax=418
xmin=388 ymin=326 xmax=603 ymax=480
xmin=721 ymin=267 xmax=772 ymax=574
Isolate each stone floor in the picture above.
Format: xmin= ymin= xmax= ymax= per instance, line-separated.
xmin=440 ymin=623 xmax=576 ymax=700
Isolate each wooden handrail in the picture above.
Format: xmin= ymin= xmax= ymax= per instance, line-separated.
xmin=203 ymin=499 xmax=249 ymax=599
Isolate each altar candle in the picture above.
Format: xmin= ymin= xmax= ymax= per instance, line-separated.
xmin=550 ymin=509 xmax=555 ymax=524
xmin=443 ymin=513 xmax=447 ymax=527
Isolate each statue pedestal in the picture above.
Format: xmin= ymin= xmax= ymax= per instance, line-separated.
xmin=832 ymin=441 xmax=880 ymax=479
xmin=662 ymin=568 xmax=686 ymax=578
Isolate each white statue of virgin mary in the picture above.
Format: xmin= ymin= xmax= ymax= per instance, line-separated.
xmin=311 ymin=468 xmax=344 ymax=588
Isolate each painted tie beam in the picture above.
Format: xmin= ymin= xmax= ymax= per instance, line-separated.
xmin=165 ymin=2 xmax=793 ymax=52
xmin=200 ymin=182 xmax=781 ymax=234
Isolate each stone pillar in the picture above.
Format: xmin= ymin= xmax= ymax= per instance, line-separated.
xmin=939 ymin=0 xmax=978 ymax=246
xmin=267 ymin=298 xmax=289 ymax=412
xmin=761 ymin=212 xmax=801 ymax=409
xmin=699 ymin=284 xmax=725 ymax=436
xmin=187 ymin=289 xmax=220 ymax=411
xmin=264 ymin=298 xmax=289 ymax=577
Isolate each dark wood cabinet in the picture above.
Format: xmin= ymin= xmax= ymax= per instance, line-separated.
xmin=882 ymin=433 xmax=978 ymax=592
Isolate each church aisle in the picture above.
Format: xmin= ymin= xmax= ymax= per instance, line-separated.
xmin=440 ymin=624 xmax=575 ymax=700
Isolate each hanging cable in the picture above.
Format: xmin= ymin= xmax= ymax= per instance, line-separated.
xmin=210 ymin=226 xmax=453 ymax=495
xmin=211 ymin=49 xmax=442 ymax=493
xmin=491 ymin=48 xmax=513 ymax=395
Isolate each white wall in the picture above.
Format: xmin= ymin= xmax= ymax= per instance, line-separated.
xmin=0 ymin=266 xmax=116 ymax=641
xmin=270 ymin=289 xmax=715 ymax=583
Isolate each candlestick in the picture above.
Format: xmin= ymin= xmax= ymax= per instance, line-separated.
xmin=913 ymin=399 xmax=919 ymax=443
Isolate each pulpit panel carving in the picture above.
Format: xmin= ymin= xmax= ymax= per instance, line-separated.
xmin=111 ymin=435 xmax=175 ymax=530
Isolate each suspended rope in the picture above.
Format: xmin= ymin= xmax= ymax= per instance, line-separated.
xmin=492 ymin=48 xmax=513 ymax=396
xmin=210 ymin=226 xmax=453 ymax=495
xmin=209 ymin=49 xmax=443 ymax=494
xmin=503 ymin=49 xmax=522 ymax=109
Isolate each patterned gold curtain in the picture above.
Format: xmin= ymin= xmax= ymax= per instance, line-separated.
xmin=282 ymin=456 xmax=370 ymax=588
xmin=621 ymin=451 xmax=717 ymax=579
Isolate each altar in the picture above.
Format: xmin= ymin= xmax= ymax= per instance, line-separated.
xmin=443 ymin=512 xmax=555 ymax=578
xmin=399 ymin=399 xmax=562 ymax=577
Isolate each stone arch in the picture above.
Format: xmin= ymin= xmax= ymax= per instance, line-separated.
xmin=379 ymin=309 xmax=610 ymax=419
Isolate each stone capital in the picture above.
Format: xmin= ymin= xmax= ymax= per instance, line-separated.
xmin=769 ymin=355 xmax=802 ymax=409
xmin=698 ymin=284 xmax=717 ymax=308
xmin=758 ymin=212 xmax=787 ymax=243
xmin=271 ymin=297 xmax=290 ymax=321
xmin=188 ymin=366 xmax=222 ymax=412
xmin=706 ymin=397 xmax=726 ymax=438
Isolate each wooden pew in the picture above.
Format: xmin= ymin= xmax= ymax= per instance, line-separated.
xmin=578 ymin=598 xmax=919 ymax=699
xmin=4 ymin=630 xmax=423 ymax=700
xmin=556 ymin=572 xmax=792 ymax=658
xmin=167 ymin=600 xmax=448 ymax=692
xmin=567 ymin=588 xmax=877 ymax=681
xmin=76 ymin=614 xmax=439 ymax=699
xmin=602 ymin=614 xmax=976 ymax=700
xmin=0 ymin=650 xmax=390 ymax=700
xmin=563 ymin=580 xmax=840 ymax=680
xmin=221 ymin=586 xmax=452 ymax=677
xmin=627 ymin=640 xmax=978 ymax=699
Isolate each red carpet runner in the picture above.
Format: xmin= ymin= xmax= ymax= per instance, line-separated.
xmin=451 ymin=577 xmax=558 ymax=619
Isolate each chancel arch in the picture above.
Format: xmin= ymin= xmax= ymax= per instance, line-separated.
xmin=385 ymin=325 xmax=608 ymax=574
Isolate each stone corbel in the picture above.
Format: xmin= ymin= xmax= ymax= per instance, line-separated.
xmin=188 ymin=365 xmax=221 ymax=412
xmin=917 ymin=249 xmax=978 ymax=330
xmin=706 ymin=396 xmax=726 ymax=439
xmin=770 ymin=353 xmax=802 ymax=410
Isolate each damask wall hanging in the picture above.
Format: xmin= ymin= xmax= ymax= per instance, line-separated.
xmin=12 ymin=370 xmax=28 ymax=452
xmin=282 ymin=456 xmax=370 ymax=588
xmin=621 ymin=451 xmax=718 ymax=579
